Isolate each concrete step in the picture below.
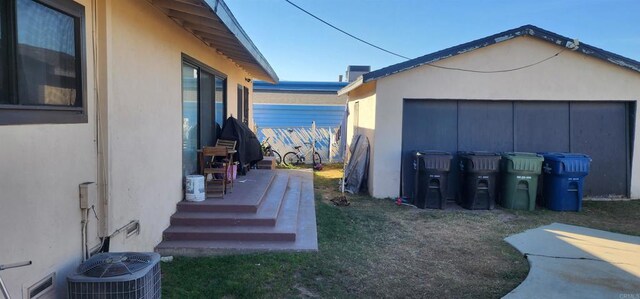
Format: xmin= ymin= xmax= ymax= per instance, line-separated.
xmin=176 ymin=171 xmax=277 ymax=213
xmin=161 ymin=176 xmax=302 ymax=242
xmin=154 ymin=239 xmax=315 ymax=256
xmin=170 ymin=175 xmax=289 ymax=227
xmin=156 ymin=169 xmax=318 ymax=256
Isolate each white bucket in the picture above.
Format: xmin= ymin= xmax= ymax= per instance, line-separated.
xmin=185 ymin=175 xmax=205 ymax=201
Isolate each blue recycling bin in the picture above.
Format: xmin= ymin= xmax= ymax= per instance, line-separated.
xmin=540 ymin=153 xmax=591 ymax=211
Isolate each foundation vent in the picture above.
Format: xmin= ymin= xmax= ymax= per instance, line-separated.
xmin=26 ymin=273 xmax=55 ymax=299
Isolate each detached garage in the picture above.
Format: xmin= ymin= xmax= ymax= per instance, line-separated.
xmin=339 ymin=25 xmax=640 ymax=200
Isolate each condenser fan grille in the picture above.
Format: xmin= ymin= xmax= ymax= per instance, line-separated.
xmin=79 ymin=253 xmax=154 ymax=278
xmin=68 ymin=252 xmax=161 ymax=299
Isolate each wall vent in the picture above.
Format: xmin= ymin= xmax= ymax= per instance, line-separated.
xmin=126 ymin=221 xmax=140 ymax=238
xmin=25 ymin=273 xmax=55 ymax=299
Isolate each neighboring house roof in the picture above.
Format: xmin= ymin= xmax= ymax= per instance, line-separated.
xmin=254 ymin=104 xmax=345 ymax=127
xmin=254 ymin=81 xmax=348 ymax=94
xmin=150 ymin=0 xmax=279 ymax=83
xmin=340 ymin=24 xmax=640 ymax=95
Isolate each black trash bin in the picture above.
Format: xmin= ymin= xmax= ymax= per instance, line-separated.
xmin=413 ymin=151 xmax=452 ymax=209
xmin=458 ymin=152 xmax=501 ymax=210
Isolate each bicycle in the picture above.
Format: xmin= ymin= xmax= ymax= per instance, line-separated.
xmin=282 ymin=142 xmax=322 ymax=166
xmin=260 ymin=137 xmax=282 ymax=165
xmin=1 ymin=261 xmax=31 ymax=299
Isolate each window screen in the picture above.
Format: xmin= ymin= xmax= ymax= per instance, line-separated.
xmin=16 ymin=0 xmax=80 ymax=106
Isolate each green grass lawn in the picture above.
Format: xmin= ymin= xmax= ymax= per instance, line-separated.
xmin=161 ymin=164 xmax=640 ymax=298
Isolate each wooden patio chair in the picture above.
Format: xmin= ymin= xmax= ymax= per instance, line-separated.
xmin=215 ymin=139 xmax=237 ymax=154
xmin=200 ymin=146 xmax=228 ymax=198
xmin=215 ymin=139 xmax=237 ymax=188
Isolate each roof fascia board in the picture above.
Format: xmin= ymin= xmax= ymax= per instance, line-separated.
xmin=202 ymin=0 xmax=279 ymax=83
xmin=363 ymin=24 xmax=640 ymax=83
xmin=254 ymin=90 xmax=340 ymax=95
xmin=337 ymin=76 xmax=363 ymax=96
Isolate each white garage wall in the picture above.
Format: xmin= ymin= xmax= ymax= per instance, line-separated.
xmin=345 ymin=82 xmax=377 ymax=193
xmin=371 ymin=36 xmax=640 ymax=199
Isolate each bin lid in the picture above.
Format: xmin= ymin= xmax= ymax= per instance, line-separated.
xmin=540 ymin=152 xmax=591 ymax=161
xmin=540 ymin=153 xmax=591 ymax=174
xmin=415 ymin=150 xmax=452 ymax=171
xmin=458 ymin=151 xmax=500 ymax=156
xmin=459 ymin=151 xmax=501 ymax=172
xmin=501 ymin=152 xmax=543 ymax=161
xmin=415 ymin=150 xmax=452 ymax=157
xmin=537 ymin=151 xmax=563 ymax=157
xmin=501 ymin=152 xmax=543 ymax=172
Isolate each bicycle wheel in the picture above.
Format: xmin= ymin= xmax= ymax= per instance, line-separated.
xmin=283 ymin=152 xmax=300 ymax=166
xmin=272 ymin=150 xmax=282 ymax=165
xmin=313 ymin=152 xmax=322 ymax=165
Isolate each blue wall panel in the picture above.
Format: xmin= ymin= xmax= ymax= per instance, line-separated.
xmin=253 ymin=104 xmax=345 ymax=128
xmin=253 ymin=104 xmax=346 ymax=162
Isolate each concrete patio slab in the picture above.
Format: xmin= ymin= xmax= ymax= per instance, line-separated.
xmin=504 ymin=223 xmax=640 ymax=299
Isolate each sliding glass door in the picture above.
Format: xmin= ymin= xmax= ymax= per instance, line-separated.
xmin=199 ymin=71 xmax=215 ymax=149
xmin=182 ymin=57 xmax=227 ymax=178
xmin=215 ymin=77 xmax=225 ymax=127
xmin=182 ymin=63 xmax=199 ymax=177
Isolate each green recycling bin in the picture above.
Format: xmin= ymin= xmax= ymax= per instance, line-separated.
xmin=499 ymin=152 xmax=544 ymax=211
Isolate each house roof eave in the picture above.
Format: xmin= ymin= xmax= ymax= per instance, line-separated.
xmin=337 ymin=76 xmax=364 ymax=96
xmin=362 ymin=24 xmax=640 ymax=83
xmin=150 ymin=0 xmax=279 ymax=83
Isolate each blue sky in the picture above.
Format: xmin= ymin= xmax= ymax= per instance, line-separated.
xmin=226 ymin=0 xmax=640 ymax=82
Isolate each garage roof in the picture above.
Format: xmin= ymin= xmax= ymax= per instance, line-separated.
xmin=149 ymin=0 xmax=278 ymax=83
xmin=340 ymin=24 xmax=640 ymax=95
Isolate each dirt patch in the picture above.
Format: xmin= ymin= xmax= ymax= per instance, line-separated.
xmin=330 ymin=195 xmax=350 ymax=206
xmin=294 ymin=285 xmax=320 ymax=298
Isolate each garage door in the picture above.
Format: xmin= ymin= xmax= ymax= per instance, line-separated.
xmin=401 ymin=99 xmax=632 ymax=199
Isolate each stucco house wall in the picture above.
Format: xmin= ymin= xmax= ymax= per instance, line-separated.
xmin=105 ymin=0 xmax=254 ymax=252
xmin=345 ymin=81 xmax=377 ymax=193
xmin=0 ymin=1 xmax=266 ymax=297
xmin=347 ymin=36 xmax=640 ymax=199
xmin=0 ymin=0 xmax=97 ymax=296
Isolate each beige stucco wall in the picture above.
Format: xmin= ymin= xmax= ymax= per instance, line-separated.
xmin=0 ymin=0 xmax=97 ymax=297
xmin=345 ymin=81 xmax=377 ymax=193
xmin=0 ymin=0 xmax=259 ymax=297
xmin=357 ymin=36 xmax=640 ymax=198
xmin=105 ymin=0 xmax=253 ymax=251
xmin=254 ymin=91 xmax=346 ymax=105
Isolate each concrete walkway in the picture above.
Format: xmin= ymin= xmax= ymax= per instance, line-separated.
xmin=504 ymin=223 xmax=640 ymax=299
